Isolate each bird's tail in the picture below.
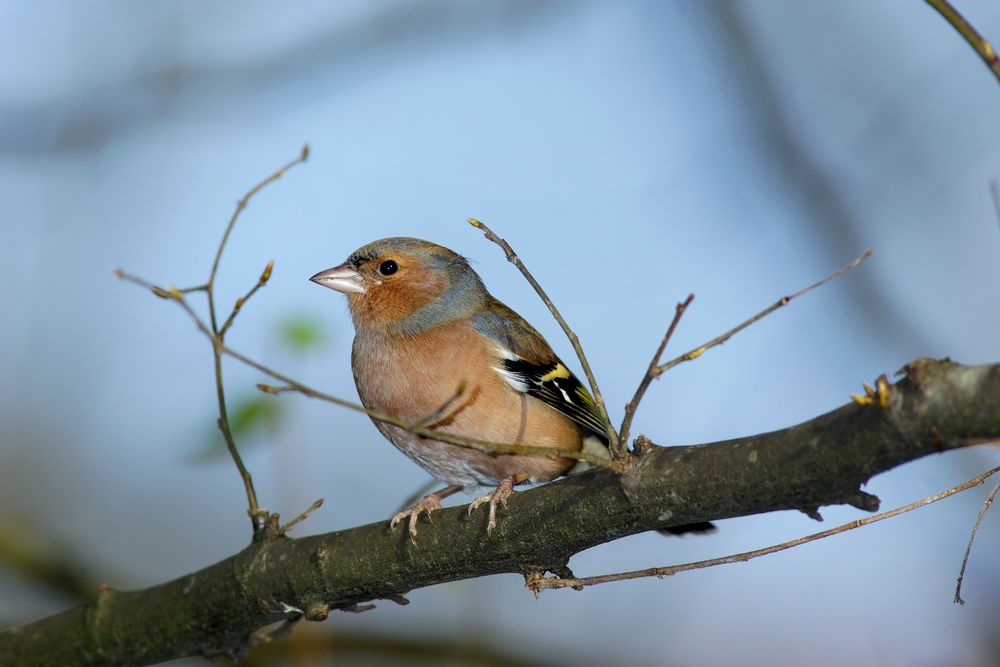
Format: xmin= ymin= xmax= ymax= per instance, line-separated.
xmin=566 ymin=435 xmax=613 ymax=475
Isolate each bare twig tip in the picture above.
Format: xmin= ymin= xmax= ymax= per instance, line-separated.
xmin=279 ymin=498 xmax=325 ymax=535
xmin=954 ymin=480 xmax=1000 ymax=605
xmin=654 ymin=247 xmax=873 ymax=379
xmin=468 ymin=217 xmax=618 ymax=450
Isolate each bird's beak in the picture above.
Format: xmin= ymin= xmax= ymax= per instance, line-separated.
xmin=310 ymin=263 xmax=366 ymax=294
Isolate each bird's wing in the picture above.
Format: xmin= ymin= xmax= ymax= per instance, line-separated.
xmin=472 ymin=301 xmax=609 ymax=444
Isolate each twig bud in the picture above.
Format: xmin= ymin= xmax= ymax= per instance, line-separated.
xmin=260 ymin=260 xmax=274 ymax=285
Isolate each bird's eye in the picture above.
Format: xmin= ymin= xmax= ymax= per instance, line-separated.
xmin=378 ymin=259 xmax=399 ymax=276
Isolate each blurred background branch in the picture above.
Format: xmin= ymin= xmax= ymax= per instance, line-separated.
xmin=0 ymin=516 xmax=105 ymax=605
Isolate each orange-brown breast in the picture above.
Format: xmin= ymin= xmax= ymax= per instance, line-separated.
xmin=351 ymin=319 xmax=582 ymax=487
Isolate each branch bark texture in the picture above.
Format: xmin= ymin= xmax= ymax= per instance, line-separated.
xmin=2 ymin=358 xmax=998 ymax=666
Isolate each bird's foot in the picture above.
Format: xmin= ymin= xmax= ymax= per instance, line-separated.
xmin=390 ymin=495 xmax=440 ymax=545
xmin=467 ymin=475 xmax=517 ymax=536
xmin=389 ymin=485 xmax=462 ymax=545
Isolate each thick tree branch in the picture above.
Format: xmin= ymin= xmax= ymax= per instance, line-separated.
xmin=2 ymin=358 xmax=997 ymax=666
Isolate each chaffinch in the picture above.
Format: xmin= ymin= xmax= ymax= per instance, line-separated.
xmin=310 ymin=237 xmax=611 ymax=539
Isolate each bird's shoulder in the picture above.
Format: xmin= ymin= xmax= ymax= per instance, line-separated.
xmin=471 ymin=298 xmax=556 ymax=364
xmin=472 ymin=298 xmax=608 ymax=443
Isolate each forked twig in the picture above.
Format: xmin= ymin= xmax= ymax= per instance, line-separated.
xmin=618 ymin=294 xmax=694 ymax=451
xmin=954 ymin=480 xmax=1000 ymax=604
xmin=220 ymin=260 xmax=274 ymax=336
xmin=653 ymin=248 xmax=872 ymax=378
xmin=532 ymin=465 xmax=1000 ymax=592
xmin=467 ymin=218 xmax=620 ymax=453
xmin=114 ymin=271 xmax=212 ymax=338
xmin=118 ymin=146 xmax=309 ymax=536
xmin=206 ymin=145 xmax=310 ymax=332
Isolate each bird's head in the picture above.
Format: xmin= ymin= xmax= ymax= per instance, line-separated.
xmin=311 ymin=237 xmax=487 ymax=332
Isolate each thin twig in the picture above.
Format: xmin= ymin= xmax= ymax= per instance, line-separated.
xmin=220 ymin=260 xmax=274 ymax=336
xmin=117 ymin=267 xmax=264 ymax=529
xmin=242 ymin=349 xmax=617 ymax=467
xmin=653 ymin=248 xmax=872 ymax=378
xmin=255 ymin=384 xmax=297 ymax=394
xmin=925 ymin=0 xmax=1000 ymax=86
xmin=467 ymin=218 xmax=620 ymax=454
xmin=280 ymin=498 xmax=325 ymax=536
xmin=412 ymin=381 xmax=467 ymax=429
xmin=954 ymin=480 xmax=999 ymax=605
xmin=532 ymin=464 xmax=1000 ymax=591
xmin=114 ymin=271 xmax=212 ymax=337
xmin=206 ymin=145 xmax=310 ymax=333
xmin=618 ymin=294 xmax=694 ymax=450
xmin=251 ymin=371 xmax=621 ymax=470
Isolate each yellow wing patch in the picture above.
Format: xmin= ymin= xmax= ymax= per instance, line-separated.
xmin=539 ymin=363 xmax=571 ymax=382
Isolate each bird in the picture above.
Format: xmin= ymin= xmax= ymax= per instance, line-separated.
xmin=311 ymin=237 xmax=713 ymax=541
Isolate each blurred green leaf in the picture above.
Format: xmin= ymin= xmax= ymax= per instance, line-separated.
xmin=190 ymin=394 xmax=283 ymax=463
xmin=230 ymin=395 xmax=282 ymax=437
xmin=277 ymin=314 xmax=327 ymax=352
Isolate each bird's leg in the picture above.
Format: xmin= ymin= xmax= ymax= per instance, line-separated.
xmin=467 ymin=472 xmax=529 ymax=536
xmin=390 ymin=484 xmax=462 ymax=545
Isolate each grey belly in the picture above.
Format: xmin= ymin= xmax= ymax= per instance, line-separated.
xmin=374 ymin=420 xmax=495 ymax=489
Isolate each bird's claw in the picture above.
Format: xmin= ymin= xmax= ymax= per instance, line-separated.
xmin=467 ymin=476 xmax=516 ymax=536
xmin=390 ymin=495 xmax=443 ymax=545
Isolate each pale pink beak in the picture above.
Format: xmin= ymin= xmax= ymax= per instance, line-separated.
xmin=310 ymin=263 xmax=366 ymax=294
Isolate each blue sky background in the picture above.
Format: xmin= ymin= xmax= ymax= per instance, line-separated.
xmin=1 ymin=2 xmax=999 ymax=665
